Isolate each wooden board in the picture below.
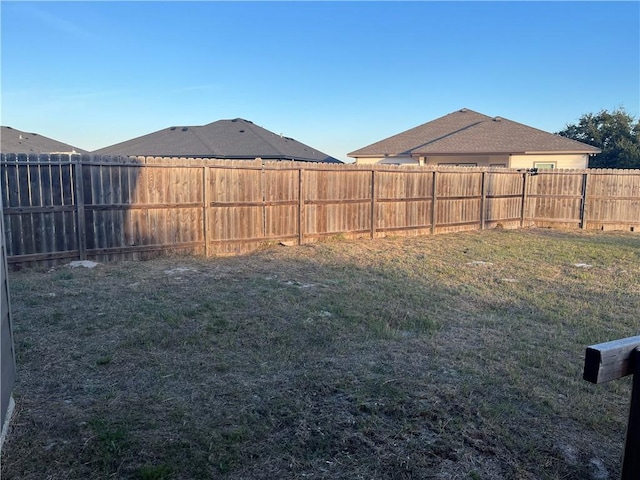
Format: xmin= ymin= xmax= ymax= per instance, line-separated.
xmin=1 ymin=156 xmax=639 ymax=265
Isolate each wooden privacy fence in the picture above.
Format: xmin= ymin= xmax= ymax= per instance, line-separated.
xmin=1 ymin=153 xmax=639 ymax=266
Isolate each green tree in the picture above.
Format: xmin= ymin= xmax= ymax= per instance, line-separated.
xmin=557 ymin=107 xmax=640 ymax=169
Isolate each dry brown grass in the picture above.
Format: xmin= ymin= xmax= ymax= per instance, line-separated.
xmin=1 ymin=228 xmax=639 ymax=479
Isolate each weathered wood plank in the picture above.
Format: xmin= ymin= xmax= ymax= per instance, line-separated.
xmin=17 ymin=158 xmax=34 ymax=255
xmin=520 ymin=173 xmax=528 ymax=228
xmin=298 ymin=168 xmax=304 ymax=245
xmin=583 ymin=336 xmax=640 ymax=384
xmin=431 ymin=171 xmax=437 ymax=234
xmin=2 ymin=205 xmax=77 ymax=214
xmin=2 ymin=156 xmax=639 ymax=266
xmin=210 ymin=200 xmax=297 ymax=208
xmin=305 ymin=198 xmax=370 ymax=206
xmin=6 ymin=250 xmax=81 ymax=264
xmin=85 ymin=241 xmax=204 ymax=256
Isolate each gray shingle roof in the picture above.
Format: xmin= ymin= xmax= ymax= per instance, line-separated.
xmin=1 ymin=126 xmax=88 ymax=154
xmin=348 ymin=109 xmax=601 ymax=157
xmin=92 ymin=119 xmax=342 ymax=163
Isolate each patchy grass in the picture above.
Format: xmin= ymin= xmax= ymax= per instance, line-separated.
xmin=1 ymin=228 xmax=639 ymax=479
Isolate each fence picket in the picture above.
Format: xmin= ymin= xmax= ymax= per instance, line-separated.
xmin=1 ymin=155 xmax=638 ymax=266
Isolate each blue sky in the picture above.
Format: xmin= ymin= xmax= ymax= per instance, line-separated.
xmin=1 ymin=1 xmax=638 ymax=162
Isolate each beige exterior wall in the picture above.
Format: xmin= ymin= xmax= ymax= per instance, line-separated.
xmin=355 ymin=155 xmax=415 ymax=165
xmin=355 ymin=153 xmax=590 ymax=169
xmin=422 ymin=155 xmax=509 ymax=167
xmin=509 ymin=154 xmax=589 ymax=169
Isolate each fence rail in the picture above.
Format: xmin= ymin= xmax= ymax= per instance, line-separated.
xmin=1 ymin=153 xmax=639 ymax=266
xmin=584 ymin=336 xmax=640 ymax=479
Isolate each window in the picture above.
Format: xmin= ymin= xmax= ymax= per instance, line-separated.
xmin=534 ymin=162 xmax=556 ymax=170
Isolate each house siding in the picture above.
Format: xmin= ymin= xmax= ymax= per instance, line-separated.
xmin=357 ymin=155 xmax=510 ymax=167
xmin=356 ymin=153 xmax=589 ymax=169
xmin=422 ymin=155 xmax=509 ymax=167
xmin=509 ymin=154 xmax=588 ymax=169
xmin=355 ymin=155 xmax=415 ymax=165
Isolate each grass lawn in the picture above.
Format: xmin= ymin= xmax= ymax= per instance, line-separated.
xmin=1 ymin=228 xmax=639 ymax=479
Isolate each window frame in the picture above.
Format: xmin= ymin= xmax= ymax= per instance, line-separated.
xmin=533 ymin=161 xmax=556 ymax=170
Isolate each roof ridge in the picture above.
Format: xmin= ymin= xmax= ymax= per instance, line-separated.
xmin=348 ymin=108 xmax=600 ymax=158
xmin=242 ymin=121 xmax=292 ymax=156
xmin=404 ymin=108 xmax=492 ymax=131
xmin=89 ymin=118 xmax=341 ymax=162
xmin=190 ymin=124 xmax=223 ymax=156
xmin=405 ymin=120 xmax=485 ymax=154
xmin=348 ymin=108 xmax=490 ymax=156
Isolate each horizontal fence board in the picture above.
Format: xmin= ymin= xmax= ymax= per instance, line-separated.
xmin=376 ymin=224 xmax=434 ymax=233
xmin=588 ymin=196 xmax=640 ymax=201
xmin=1 ymin=154 xmax=638 ymax=266
xmin=305 ymin=198 xmax=371 ymax=206
xmin=208 ymin=235 xmax=298 ymax=244
xmin=210 ymin=201 xmax=298 ymax=208
xmin=86 ymin=203 xmax=204 ymax=211
xmin=3 ymin=205 xmax=77 ymax=214
xmin=6 ymin=250 xmax=80 ymax=264
xmin=86 ymin=241 xmax=205 ymax=255
xmin=585 ymin=219 xmax=640 ymax=225
xmin=377 ymin=196 xmax=434 ymax=203
xmin=528 ymin=194 xmax=584 ymax=199
xmin=305 ymin=229 xmax=371 ymax=239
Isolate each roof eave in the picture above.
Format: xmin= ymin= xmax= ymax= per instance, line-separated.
xmin=347 ymin=152 xmax=403 ymax=158
xmin=229 ymin=155 xmax=341 ymax=163
xmin=88 ymin=152 xmax=340 ymax=163
xmin=410 ymin=151 xmax=521 ymax=156
xmin=523 ymin=150 xmax=601 ymax=155
xmin=410 ymin=150 xmax=601 ymax=156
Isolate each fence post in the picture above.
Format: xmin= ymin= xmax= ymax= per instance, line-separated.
xmin=261 ymin=163 xmax=267 ymax=241
xmin=431 ymin=171 xmax=437 ymax=235
xmin=202 ymin=165 xmax=210 ymax=257
xmin=520 ymin=172 xmax=528 ymax=228
xmin=580 ymin=172 xmax=589 ymax=230
xmin=298 ymin=167 xmax=304 ymax=246
xmin=584 ymin=337 xmax=640 ymax=480
xmin=370 ymin=169 xmax=377 ymax=239
xmin=480 ymin=171 xmax=487 ymax=230
xmin=622 ymin=347 xmax=640 ymax=479
xmin=74 ymin=157 xmax=87 ymax=260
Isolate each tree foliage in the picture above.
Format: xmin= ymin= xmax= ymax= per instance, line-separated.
xmin=557 ymin=107 xmax=640 ymax=169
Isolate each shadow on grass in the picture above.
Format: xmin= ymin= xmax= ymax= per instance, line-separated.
xmin=2 ymin=230 xmax=638 ymax=479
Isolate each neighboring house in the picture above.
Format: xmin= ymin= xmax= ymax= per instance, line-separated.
xmin=92 ymin=118 xmax=342 ymax=164
xmin=1 ymin=126 xmax=88 ymax=154
xmin=348 ymin=108 xmax=600 ymax=169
